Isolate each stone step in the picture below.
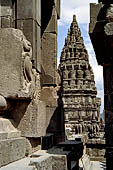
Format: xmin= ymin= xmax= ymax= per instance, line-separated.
xmin=0 ymin=158 xmax=35 ymax=170
xmin=1 ymin=166 xmax=35 ymax=170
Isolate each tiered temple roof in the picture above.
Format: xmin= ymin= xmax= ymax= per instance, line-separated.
xmin=59 ymin=15 xmax=101 ymax=135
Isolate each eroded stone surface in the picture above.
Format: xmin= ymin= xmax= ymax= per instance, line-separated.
xmin=0 ymin=28 xmax=39 ymax=99
xmin=30 ymin=150 xmax=68 ymax=170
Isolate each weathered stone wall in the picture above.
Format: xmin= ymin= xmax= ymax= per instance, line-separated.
xmin=0 ymin=0 xmax=63 ymax=168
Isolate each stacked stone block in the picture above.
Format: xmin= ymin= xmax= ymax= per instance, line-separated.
xmin=41 ymin=0 xmax=58 ymax=86
xmin=0 ymin=0 xmax=41 ymax=72
xmin=0 ymin=0 xmax=64 ymax=167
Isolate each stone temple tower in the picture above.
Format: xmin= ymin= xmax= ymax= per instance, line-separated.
xmin=59 ymin=15 xmax=101 ymax=135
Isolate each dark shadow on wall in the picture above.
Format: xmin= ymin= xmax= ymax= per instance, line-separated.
xmin=41 ymin=0 xmax=54 ymax=36
xmin=97 ymin=4 xmax=109 ymax=21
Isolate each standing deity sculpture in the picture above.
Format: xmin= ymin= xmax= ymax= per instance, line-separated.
xmin=61 ymin=49 xmax=66 ymax=60
xmin=63 ymin=80 xmax=68 ymax=89
xmin=66 ymin=50 xmax=71 ymax=59
xmin=71 ymin=49 xmax=75 ymax=58
xmin=63 ymin=70 xmax=69 ymax=79
xmin=85 ymin=69 xmax=91 ymax=80
xmin=77 ymin=69 xmax=84 ymax=78
xmin=88 ymin=112 xmax=100 ymax=138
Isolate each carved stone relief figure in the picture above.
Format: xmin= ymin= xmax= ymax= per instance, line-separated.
xmin=68 ymin=112 xmax=74 ymax=119
xmin=70 ymin=80 xmax=75 ymax=88
xmin=91 ymin=82 xmax=97 ymax=91
xmin=84 ymin=80 xmax=89 ymax=88
xmin=79 ymin=52 xmax=85 ymax=60
xmin=66 ymin=50 xmax=71 ymax=59
xmin=67 ymin=30 xmax=70 ymax=42
xmin=63 ymin=70 xmax=68 ymax=79
xmin=75 ymin=121 xmax=83 ymax=134
xmin=22 ymin=38 xmax=33 ymax=94
xmin=88 ymin=112 xmax=100 ymax=138
xmin=77 ymin=69 xmax=84 ymax=78
xmin=80 ymin=96 xmax=85 ymax=105
xmin=74 ymin=113 xmax=85 ymax=134
xmin=61 ymin=49 xmax=66 ymax=60
xmin=91 ymin=70 xmax=94 ymax=82
xmin=74 ymin=97 xmax=78 ymax=104
xmin=71 ymin=49 xmax=75 ymax=58
xmin=77 ymin=79 xmax=83 ymax=88
xmin=63 ymin=80 xmax=68 ymax=88
xmin=71 ymin=34 xmax=75 ymax=42
xmin=76 ymin=36 xmax=81 ymax=42
xmin=92 ymin=97 xmax=96 ymax=107
xmin=71 ymin=97 xmax=75 ymax=103
xmin=65 ymin=113 xmax=69 ymax=121
xmin=85 ymin=69 xmax=91 ymax=80
xmin=70 ymin=69 xmax=76 ymax=78
xmin=75 ymin=53 xmax=79 ymax=59
xmin=88 ymin=96 xmax=92 ymax=106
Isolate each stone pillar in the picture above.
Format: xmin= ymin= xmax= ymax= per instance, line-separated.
xmin=89 ymin=2 xmax=113 ymax=168
xmin=102 ymin=62 xmax=113 ymax=170
xmin=104 ymin=66 xmax=113 ymax=142
xmin=41 ymin=0 xmax=58 ymax=86
xmin=16 ymin=0 xmax=41 ymax=72
xmin=0 ymin=0 xmax=15 ymax=28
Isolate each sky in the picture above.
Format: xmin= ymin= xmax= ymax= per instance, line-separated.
xmin=57 ymin=0 xmax=104 ymax=113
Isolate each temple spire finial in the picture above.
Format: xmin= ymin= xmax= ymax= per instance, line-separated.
xmin=73 ymin=15 xmax=76 ymax=22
